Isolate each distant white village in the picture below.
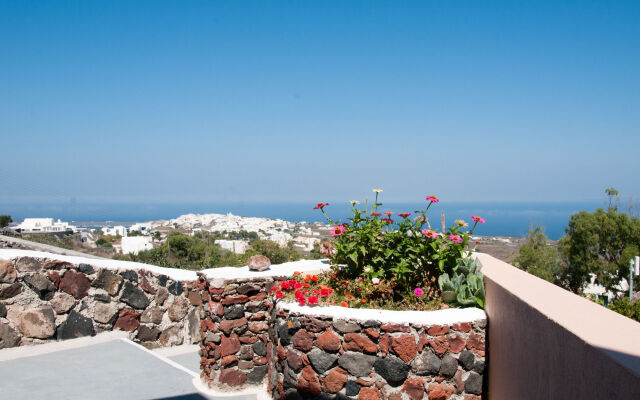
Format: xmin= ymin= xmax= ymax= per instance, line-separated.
xmin=10 ymin=213 xmax=329 ymax=256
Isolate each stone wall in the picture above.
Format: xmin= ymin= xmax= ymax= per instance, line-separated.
xmin=197 ymin=273 xmax=487 ymax=400
xmin=271 ymin=304 xmax=486 ymax=400
xmin=0 ymin=257 xmax=201 ymax=349
xmin=198 ymin=274 xmax=276 ymax=390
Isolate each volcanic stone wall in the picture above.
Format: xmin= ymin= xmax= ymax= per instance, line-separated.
xmin=271 ymin=307 xmax=486 ymax=400
xmin=198 ymin=275 xmax=276 ymax=390
xmin=0 ymin=257 xmax=201 ymax=349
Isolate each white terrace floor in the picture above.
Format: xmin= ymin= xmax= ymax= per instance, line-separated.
xmin=0 ymin=332 xmax=259 ymax=400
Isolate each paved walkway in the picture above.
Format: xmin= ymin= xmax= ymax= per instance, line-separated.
xmin=0 ymin=333 xmax=258 ymax=400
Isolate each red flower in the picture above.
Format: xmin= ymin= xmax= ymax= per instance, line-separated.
xmin=302 ymin=283 xmax=310 ymax=288
xmin=311 ymin=275 xmax=318 ymax=282
xmin=304 ymin=275 xmax=311 ymax=282
xmin=371 ymin=212 xmax=381 ymax=217
xmin=275 ymin=291 xmax=283 ymax=299
xmin=313 ymin=289 xmax=320 ymax=295
xmin=297 ymin=296 xmax=306 ymax=306
xmin=294 ymin=282 xmax=303 ymax=289
xmin=280 ymin=281 xmax=290 ymax=290
xmin=398 ymin=212 xmax=412 ymax=218
xmin=361 ymin=299 xmax=367 ymax=303
xmin=308 ymin=295 xmax=318 ymax=305
xmin=381 ymin=218 xmax=394 ymax=225
xmin=288 ymin=279 xmax=297 ymax=286
xmin=340 ymin=301 xmax=348 ymax=308
xmin=384 ymin=211 xmax=393 ymax=216
xmin=294 ymin=290 xmax=304 ymax=298
xmin=320 ymin=288 xmax=330 ymax=297
xmin=270 ymin=287 xmax=277 ymax=292
xmin=293 ymin=271 xmax=301 ymax=275
xmin=313 ymin=202 xmax=329 ymax=210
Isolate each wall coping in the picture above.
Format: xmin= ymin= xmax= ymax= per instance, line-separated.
xmin=0 ymin=249 xmax=331 ymax=283
xmin=277 ymin=301 xmax=486 ymax=325
xmin=476 ymin=252 xmax=640 ymax=375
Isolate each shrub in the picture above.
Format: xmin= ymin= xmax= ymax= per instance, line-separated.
xmin=312 ymin=190 xmax=485 ymax=308
xmin=609 ymin=297 xmax=640 ymax=323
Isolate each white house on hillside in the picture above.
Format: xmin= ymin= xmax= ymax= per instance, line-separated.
xmin=102 ymin=226 xmax=127 ymax=237
xmin=121 ymin=236 xmax=154 ymax=255
xmin=15 ymin=218 xmax=77 ymax=233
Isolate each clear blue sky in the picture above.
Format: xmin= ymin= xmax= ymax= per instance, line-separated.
xmin=1 ymin=1 xmax=639 ymax=205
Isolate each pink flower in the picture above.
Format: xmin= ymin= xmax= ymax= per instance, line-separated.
xmin=426 ymin=195 xmax=439 ymax=203
xmin=330 ymin=225 xmax=346 ymax=237
xmin=313 ymin=202 xmax=329 ymax=210
xmin=414 ymin=288 xmax=424 ymax=297
xmin=449 ymin=234 xmax=462 ymax=243
xmin=384 ymin=211 xmax=393 ymax=216
xmin=471 ymin=215 xmax=486 ymax=224
xmin=381 ymin=218 xmax=394 ymax=225
xmin=422 ymin=229 xmax=439 ymax=239
xmin=398 ymin=212 xmax=412 ymax=219
xmin=371 ymin=212 xmax=381 ymax=217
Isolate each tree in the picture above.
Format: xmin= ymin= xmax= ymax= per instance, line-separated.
xmin=0 ymin=215 xmax=12 ymax=228
xmin=513 ymin=226 xmax=559 ymax=283
xmin=558 ymin=207 xmax=640 ymax=295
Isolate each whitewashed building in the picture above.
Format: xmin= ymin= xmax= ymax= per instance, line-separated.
xmin=215 ymin=239 xmax=250 ymax=254
xmin=121 ymin=236 xmax=154 ymax=255
xmin=15 ymin=218 xmax=77 ymax=233
xmin=102 ymin=226 xmax=127 ymax=237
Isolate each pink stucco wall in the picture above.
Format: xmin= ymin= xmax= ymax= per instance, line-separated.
xmin=477 ymin=253 xmax=640 ymax=399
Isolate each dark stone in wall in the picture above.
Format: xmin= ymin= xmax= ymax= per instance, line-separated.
xmin=24 ymin=274 xmax=57 ymax=300
xmin=246 ymin=365 xmax=268 ymax=384
xmin=252 ymin=341 xmax=267 ymax=357
xmin=120 ymin=281 xmax=150 ymax=309
xmin=57 ymin=311 xmax=95 ymax=340
xmin=0 ymin=282 xmax=22 ymax=299
xmin=120 ymin=270 xmax=139 ymax=283
xmin=137 ymin=325 xmax=160 ymax=341
xmin=224 ymin=304 xmax=245 ymax=320
xmin=440 ymin=354 xmax=458 ymax=378
xmin=374 ymin=355 xmax=410 ymax=386
xmin=168 ymin=281 xmax=182 ymax=296
xmin=473 ymin=359 xmax=485 ymax=374
xmin=345 ymin=380 xmax=360 ymax=396
xmin=277 ymin=321 xmax=294 ymax=346
xmin=0 ymin=320 xmax=20 ymax=349
xmin=92 ymin=270 xmax=123 ymax=296
xmin=94 ymin=292 xmax=111 ymax=303
xmin=361 ymin=320 xmax=381 ymax=328
xmin=459 ymin=350 xmax=475 ymax=370
xmin=157 ymin=274 xmax=168 ymax=287
xmin=465 ymin=371 xmax=483 ymax=395
xmin=0 ymin=303 xmax=6 ymax=318
xmin=78 ymin=264 xmax=94 ymax=275
xmin=337 ymin=352 xmax=375 ymax=377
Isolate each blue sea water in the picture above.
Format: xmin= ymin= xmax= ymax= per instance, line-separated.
xmin=1 ymin=201 xmax=608 ymax=240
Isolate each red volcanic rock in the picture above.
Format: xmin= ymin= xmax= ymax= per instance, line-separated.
xmin=221 ymin=355 xmax=238 ymax=366
xmin=403 ymin=377 xmax=426 ymax=400
xmin=321 ymin=367 xmax=348 ymax=393
xmin=287 ymin=349 xmax=304 ymax=371
xmin=249 ymin=321 xmax=268 ymax=333
xmin=220 ymin=333 xmax=241 ymax=357
xmin=427 ymin=325 xmax=450 ymax=336
xmin=58 ymin=270 xmax=90 ymax=299
xmin=239 ymin=336 xmax=259 ymax=344
xmin=222 ymin=295 xmax=249 ymax=305
xmin=220 ymin=317 xmax=248 ymax=335
xmin=449 ymin=334 xmax=467 ymax=354
xmin=139 ymin=276 xmax=157 ymax=294
xmin=344 ymin=333 xmax=378 ymax=354
xmin=429 ymin=336 xmax=449 ymax=356
xmin=364 ymin=328 xmax=380 ymax=339
xmin=391 ymin=335 xmax=417 ymax=362
xmin=0 ymin=260 xmax=16 ymax=283
xmin=379 ymin=334 xmax=391 ymax=356
xmin=219 ymin=369 xmax=247 ymax=387
xmin=381 ymin=323 xmax=410 ymax=332
xmin=467 ymin=331 xmax=485 ymax=356
xmin=427 ymin=383 xmax=454 ymax=400
xmin=417 ymin=332 xmax=429 ymax=352
xmin=247 ymin=255 xmax=271 ymax=271
xmin=358 ymin=387 xmax=382 ymax=400
xmin=315 ymin=329 xmax=341 ymax=352
xmin=292 ymin=329 xmax=315 ymax=352
xmin=452 ymin=322 xmax=472 ymax=333
xmin=47 ymin=271 xmax=61 ymax=287
xmin=113 ymin=308 xmax=140 ymax=332
xmin=297 ymin=365 xmax=321 ymax=398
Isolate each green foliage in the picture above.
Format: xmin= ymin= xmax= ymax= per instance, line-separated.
xmin=308 ymin=242 xmax=323 ymax=259
xmin=558 ymin=207 xmax=640 ymax=294
xmin=95 ymin=238 xmax=112 ymax=248
xmin=513 ymin=226 xmax=559 ymax=283
xmin=608 ymin=297 xmax=640 ymax=323
xmin=127 ymin=230 xmax=143 ymax=237
xmin=245 ymin=239 xmax=300 ymax=264
xmin=316 ymin=191 xmax=485 ymax=307
xmin=0 ymin=215 xmax=12 ymax=228
xmin=24 ymin=234 xmax=75 ymax=250
xmin=438 ymin=257 xmax=485 ymax=308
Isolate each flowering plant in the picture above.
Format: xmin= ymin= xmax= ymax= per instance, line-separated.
xmin=314 ymin=190 xmax=486 ymax=308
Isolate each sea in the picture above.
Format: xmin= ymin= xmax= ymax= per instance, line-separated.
xmin=2 ymin=201 xmax=610 ymax=240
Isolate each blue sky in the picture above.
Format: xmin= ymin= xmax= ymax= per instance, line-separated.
xmin=1 ymin=1 xmax=639 ymax=205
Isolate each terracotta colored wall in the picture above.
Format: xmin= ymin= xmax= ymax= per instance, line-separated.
xmin=477 ymin=253 xmax=640 ymax=399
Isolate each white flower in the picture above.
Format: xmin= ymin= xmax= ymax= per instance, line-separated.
xmin=349 ymin=200 xmax=360 ymax=205
xmin=372 ymin=278 xmax=380 ymax=285
xmin=364 ymin=267 xmax=371 ymax=273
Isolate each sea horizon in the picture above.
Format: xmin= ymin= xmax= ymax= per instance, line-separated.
xmin=1 ymin=200 xmax=616 ymax=240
